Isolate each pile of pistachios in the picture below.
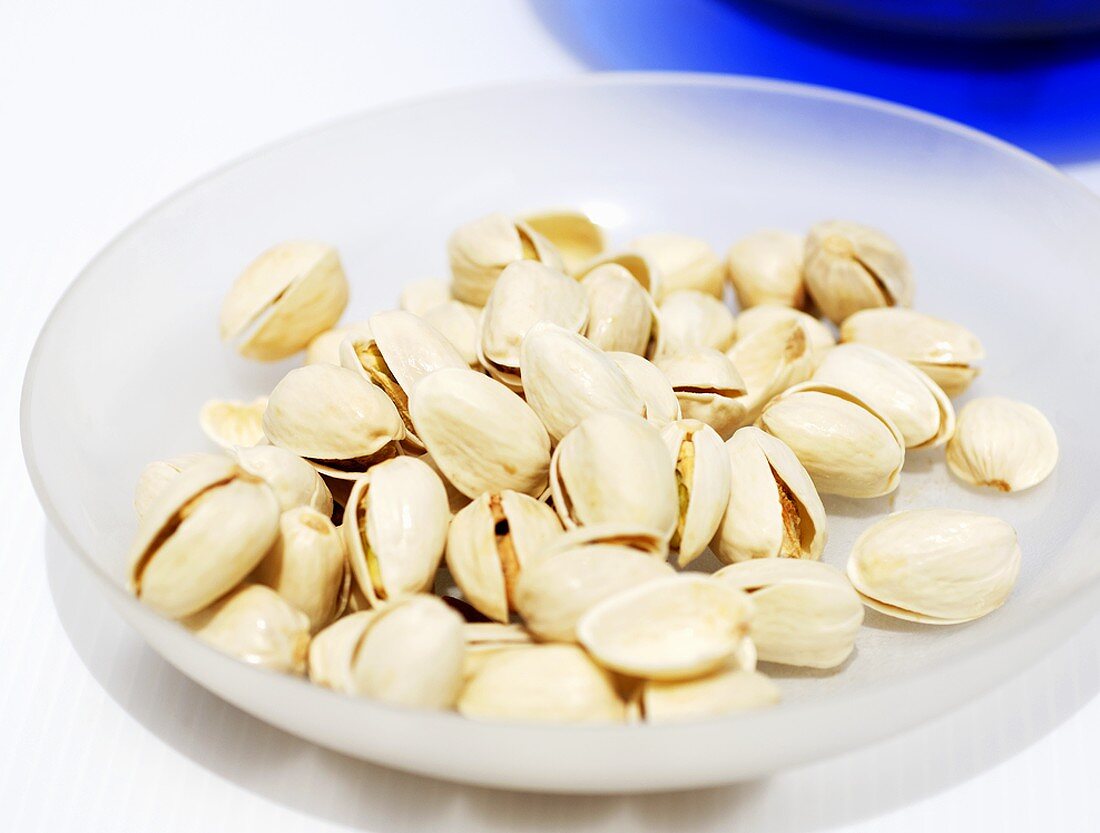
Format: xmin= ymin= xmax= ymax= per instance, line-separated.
xmin=129 ymin=211 xmax=1058 ymax=724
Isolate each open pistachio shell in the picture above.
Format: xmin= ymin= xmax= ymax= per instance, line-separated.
xmin=659 ymin=419 xmax=731 ymax=567
xmin=639 ymin=668 xmax=780 ymax=723
xmin=230 ymin=444 xmax=333 ymax=516
xmin=199 ymin=397 xmax=268 ymax=449
xmin=727 ymin=317 xmax=816 ymax=423
xmin=420 ymin=300 xmax=482 ymax=368
xmin=630 ymin=233 xmax=723 ymax=299
xmin=399 ymin=278 xmax=451 ymax=316
xmin=462 ymin=622 xmax=536 ymax=680
xmin=658 ymin=290 xmax=737 ymax=353
xmin=540 ymin=521 xmax=670 ymax=561
xmin=607 ymin=352 xmax=681 ymax=428
xmin=521 ymin=209 xmax=606 ymax=275
xmin=304 ymin=321 xmax=373 ymax=366
xmin=655 ymin=348 xmax=748 ymax=440
xmin=133 ymin=451 xmax=224 ymax=520
xmin=946 ymin=397 xmax=1058 ymax=492
xmin=726 ymin=229 xmax=806 ymax=309
xmin=737 ymin=304 xmax=836 ymax=365
xmin=581 ymin=263 xmax=659 ymax=356
xmin=575 ymin=250 xmax=661 ymax=299
xmin=447 ymin=212 xmax=564 ymax=307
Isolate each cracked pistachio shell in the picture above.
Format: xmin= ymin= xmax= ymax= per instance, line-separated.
xmin=220 ymin=242 xmax=349 ymax=360
xmin=129 ymin=457 xmax=281 ymax=618
xmin=581 ymin=263 xmax=660 ymax=356
xmin=550 ymin=410 xmax=678 ymax=540
xmin=608 ymin=352 xmax=681 ymax=428
xmin=726 ymin=229 xmax=806 ymax=309
xmin=252 ymin=506 xmax=349 ymax=632
xmin=631 ymin=233 xmax=724 ymax=299
xmin=133 ymin=451 xmax=224 ymax=519
xmin=578 ymin=575 xmax=754 ymax=681
xmin=840 ymin=308 xmax=984 ymax=396
xmin=341 ymin=456 xmax=449 ymax=606
xmin=521 ymin=209 xmax=606 ymax=275
xmin=399 ymin=278 xmax=451 ymax=316
xmin=184 ymin=584 xmax=310 ymax=674
xmin=658 ymin=290 xmax=737 ymax=353
xmin=947 ymin=397 xmax=1058 ymax=492
xmin=445 ymin=491 xmax=563 ymax=622
xmin=727 ymin=317 xmax=816 ymax=424
xmin=712 ymin=427 xmax=827 ymax=564
xmin=477 ymin=260 xmax=588 ymax=390
xmin=462 ymin=622 xmax=536 ymax=680
xmin=521 ymin=322 xmax=645 ymax=443
xmin=575 ymin=250 xmax=661 ymax=299
xmin=847 ymin=509 xmax=1021 ymax=624
xmin=513 ymin=544 xmax=675 ymax=643
xmin=262 ymin=364 xmax=404 ymax=479
xmin=230 ymin=444 xmax=333 ymax=515
xmin=655 ymin=348 xmax=748 ymax=440
xmin=716 ymin=559 xmax=862 ymax=668
xmin=459 ymin=644 xmax=625 ymax=723
xmin=447 ymin=213 xmax=564 ymax=307
xmin=410 ymin=368 xmax=552 ymax=498
xmin=803 ymin=221 xmax=913 ymax=325
xmin=756 ymin=382 xmax=905 ymax=498
xmin=199 ymin=397 xmax=268 ymax=449
xmin=639 ymin=668 xmax=779 ymax=723
xmin=304 ymin=321 xmax=372 ymax=366
xmin=813 ymin=343 xmax=955 ymax=449
xmin=420 ymin=300 xmax=482 ymax=368
xmin=737 ymin=304 xmax=836 ymax=365
xmin=309 ymin=595 xmax=465 ymax=707
xmin=540 ymin=521 xmax=670 ymax=560
xmin=660 ymin=420 xmax=732 ymax=567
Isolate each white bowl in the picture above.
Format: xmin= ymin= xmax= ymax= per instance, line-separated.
xmin=21 ymin=73 xmax=1100 ymax=793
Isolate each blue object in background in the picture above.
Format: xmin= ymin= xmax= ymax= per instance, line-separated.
xmin=529 ymin=0 xmax=1100 ymax=163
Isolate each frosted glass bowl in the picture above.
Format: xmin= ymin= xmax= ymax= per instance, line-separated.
xmin=21 ymin=74 xmax=1100 ymax=793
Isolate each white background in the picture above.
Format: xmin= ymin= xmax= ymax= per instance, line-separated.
xmin=3 ymin=2 xmax=1100 ymax=831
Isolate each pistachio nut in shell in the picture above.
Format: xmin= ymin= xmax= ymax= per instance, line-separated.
xmin=658 ymin=289 xmax=737 ymax=353
xmin=639 ymin=668 xmax=780 ymax=723
xmin=540 ymin=521 xmax=670 ymax=561
xmin=630 ymin=233 xmax=723 ymax=298
xmin=133 ymin=451 xmax=224 ymax=519
xmin=726 ymin=229 xmax=806 ymax=309
xmin=184 ymin=584 xmax=310 ymax=674
xmin=219 ymin=241 xmax=349 ymax=360
xmin=716 ymin=559 xmax=862 ymax=668
xmin=581 ymin=263 xmax=659 ymax=356
xmin=342 ymin=456 xmax=450 ymax=606
xmin=521 ymin=322 xmax=645 ymax=443
xmin=659 ymin=419 xmax=732 ymax=567
xmin=726 ymin=317 xmax=815 ymax=423
xmin=445 ymin=490 xmax=563 ymax=622
xmin=813 ymin=343 xmax=955 ymax=449
xmin=608 ymin=352 xmax=681 ymax=428
xmin=947 ymin=397 xmax=1058 ymax=492
xmin=262 ymin=364 xmax=404 ymax=479
xmin=575 ymin=250 xmax=661 ymax=298
xmin=577 ymin=574 xmax=754 ymax=681
xmin=230 ymin=444 xmax=333 ymax=515
xmin=756 ymin=382 xmax=905 ymax=498
xmin=513 ymin=544 xmax=674 ymax=643
xmin=410 ymin=368 xmax=551 ymax=498
xmin=462 ymin=622 xmax=536 ymax=680
xmin=399 ymin=278 xmax=451 ymax=316
xmin=655 ymin=348 xmax=748 ymax=440
xmin=252 ymin=506 xmax=349 ymax=632
xmin=840 ymin=307 xmax=984 ymax=396
xmin=803 ymin=220 xmax=913 ymax=325
xmin=737 ymin=304 xmax=836 ymax=365
xmin=521 ymin=209 xmax=606 ymax=275
xmin=420 ymin=300 xmax=481 ymax=368
xmin=199 ymin=397 xmax=267 ymax=449
xmin=711 ymin=427 xmax=827 ymax=563
xmin=304 ymin=321 xmax=372 ymax=366
xmin=447 ymin=212 xmax=563 ymax=306
xmin=458 ymin=644 xmax=625 ymax=723
xmin=847 ymin=509 xmax=1021 ymax=624
xmin=309 ymin=595 xmax=464 ymax=708
xmin=549 ymin=409 xmax=678 ymax=540
xmin=129 ymin=457 xmax=281 ymax=618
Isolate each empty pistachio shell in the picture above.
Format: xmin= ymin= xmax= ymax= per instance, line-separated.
xmin=342 ymin=456 xmax=450 ymax=606
xmin=840 ymin=308 xmax=984 ymax=396
xmin=847 ymin=509 xmax=1021 ymax=624
xmin=803 ymin=221 xmax=913 ymax=325
xmin=947 ymin=397 xmax=1058 ymax=492
xmin=660 ymin=420 xmax=732 ymax=567
xmin=513 ymin=544 xmax=674 ymax=642
xmin=304 ymin=321 xmax=373 ymax=366
xmin=420 ymin=300 xmax=482 ymax=368
xmin=540 ymin=521 xmax=670 ymax=560
xmin=631 ymin=233 xmax=723 ymax=298
xmin=757 ymin=382 xmax=905 ymax=498
xmin=726 ymin=229 xmax=806 ymax=309
xmin=133 ymin=451 xmax=224 ymax=519
xmin=716 ymin=559 xmax=862 ymax=668
xmin=550 ymin=410 xmax=678 ymax=540
xmin=129 ymin=457 xmax=281 ymax=618
xmin=608 ymin=352 xmax=681 ymax=428
xmin=410 ymin=368 xmax=551 ymax=498
xmin=399 ymin=278 xmax=451 ymax=316
xmin=230 ymin=444 xmax=333 ymax=515
xmin=639 ymin=668 xmax=780 ymax=723
xmin=459 ymin=644 xmax=625 ymax=723
xmin=521 ymin=322 xmax=645 ymax=443
xmin=252 ymin=506 xmax=348 ymax=632
xmin=220 ymin=242 xmax=349 ymax=360
xmin=521 ymin=209 xmax=606 ymax=275
xmin=462 ymin=622 xmax=536 ymax=679
xmin=737 ymin=304 xmax=836 ymax=363
xmin=184 ymin=584 xmax=310 ymax=674
xmin=199 ymin=397 xmax=267 ymax=449
xmin=655 ymin=348 xmax=748 ymax=440
xmin=446 ymin=491 xmax=563 ymax=622
xmin=658 ymin=290 xmax=738 ymax=353
xmin=712 ymin=427 xmax=827 ymax=563
xmin=263 ymin=364 xmax=404 ymax=479
xmin=447 ymin=213 xmax=563 ymax=307
xmin=727 ymin=317 xmax=815 ymax=423
xmin=575 ymin=250 xmax=661 ymax=298
xmin=309 ymin=595 xmax=464 ymax=707
xmin=581 ymin=263 xmax=660 ymax=355
xmin=577 ymin=575 xmax=754 ymax=680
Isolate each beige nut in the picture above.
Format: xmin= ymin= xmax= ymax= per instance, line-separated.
xmin=659 ymin=419 xmax=731 ymax=567
xmin=630 ymin=233 xmax=723 ymax=298
xmin=420 ymin=300 xmax=482 ymax=368
xmin=447 ymin=212 xmax=563 ymax=306
xmin=655 ymin=348 xmax=748 ymax=440
xmin=199 ymin=397 xmax=268 ymax=449
xmin=658 ymin=290 xmax=737 ymax=353
xmin=946 ymin=396 xmax=1058 ymax=492
xmin=304 ymin=321 xmax=373 ymax=367
xmin=726 ymin=317 xmax=816 ymax=424
xmin=726 ymin=229 xmax=806 ymax=309
xmin=607 ymin=352 xmax=682 ymax=428
xmin=737 ymin=304 xmax=836 ymax=366
xmin=638 ymin=668 xmax=780 ymax=723
xmin=399 ymin=278 xmax=451 ymax=316
xmin=521 ymin=209 xmax=606 ymax=275
xmin=581 ymin=263 xmax=660 ymax=356
xmin=133 ymin=451 xmax=224 ymax=520
xmin=230 ymin=444 xmax=333 ymax=515
xmin=575 ymin=250 xmax=661 ymax=298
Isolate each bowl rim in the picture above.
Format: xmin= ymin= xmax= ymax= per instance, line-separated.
xmin=20 ymin=70 xmax=1100 ymax=742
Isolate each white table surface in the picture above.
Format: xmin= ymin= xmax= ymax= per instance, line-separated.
xmin=4 ymin=2 xmax=1100 ymax=831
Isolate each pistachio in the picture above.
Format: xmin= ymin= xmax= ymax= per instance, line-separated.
xmin=220 ymin=242 xmax=349 ymax=360
xmin=399 ymin=278 xmax=451 ymax=316
xmin=540 ymin=521 xmax=671 ymax=561
xmin=630 ymin=233 xmax=723 ymax=298
xmin=462 ymin=622 xmax=536 ymax=680
xmin=420 ymin=300 xmax=482 ymax=368
xmin=230 ymin=444 xmax=333 ymax=515
xmin=737 ymin=304 xmax=836 ymax=364
xmin=199 ymin=397 xmax=268 ymax=449
xmin=447 ymin=213 xmax=563 ymax=306
xmin=304 ymin=321 xmax=372 ymax=366
xmin=581 ymin=263 xmax=660 ymax=356
xmin=133 ymin=451 xmax=224 ymax=520
xmin=946 ymin=397 xmax=1058 ymax=492
xmin=638 ymin=668 xmax=780 ymax=723
xmin=726 ymin=229 xmax=806 ymax=309
xmin=803 ymin=221 xmax=913 ymax=324
xmin=575 ymin=250 xmax=661 ymax=298
xmin=726 ymin=317 xmax=815 ymax=423
xmin=607 ymin=352 xmax=682 ymax=428
xmin=659 ymin=419 xmax=731 ymax=567
xmin=847 ymin=509 xmax=1021 ymax=624
xmin=521 ymin=209 xmax=606 ymax=275
xmin=658 ymin=290 xmax=737 ymax=353
xmin=654 ymin=348 xmax=748 ymax=440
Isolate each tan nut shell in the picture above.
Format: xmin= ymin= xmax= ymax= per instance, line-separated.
xmin=608 ymin=352 xmax=681 ymax=428
xmin=727 ymin=317 xmax=816 ymax=424
xmin=304 ymin=321 xmax=373 ymax=366
xmin=631 ymin=233 xmax=723 ymax=298
xmin=639 ymin=668 xmax=780 ymax=722
xmin=199 ymin=397 xmax=268 ymax=449
xmin=447 ymin=213 xmax=564 ymax=307
xmin=946 ymin=397 xmax=1058 ymax=492
xmin=133 ymin=451 xmax=224 ymax=519
xmin=658 ymin=290 xmax=737 ymax=353
xmin=462 ymin=622 xmax=536 ymax=680
xmin=230 ymin=444 xmax=333 ymax=515
xmin=420 ymin=300 xmax=482 ymax=368
xmin=726 ymin=229 xmax=806 ymax=309
xmin=521 ymin=209 xmax=606 ymax=275
xmin=659 ymin=419 xmax=732 ymax=567
xmin=737 ymin=304 xmax=836 ymax=363
xmin=399 ymin=278 xmax=451 ymax=316
xmin=655 ymin=348 xmax=748 ymax=440
xmin=575 ymin=250 xmax=661 ymax=299
xmin=219 ymin=242 xmax=349 ymax=360
xmin=581 ymin=263 xmax=660 ymax=356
